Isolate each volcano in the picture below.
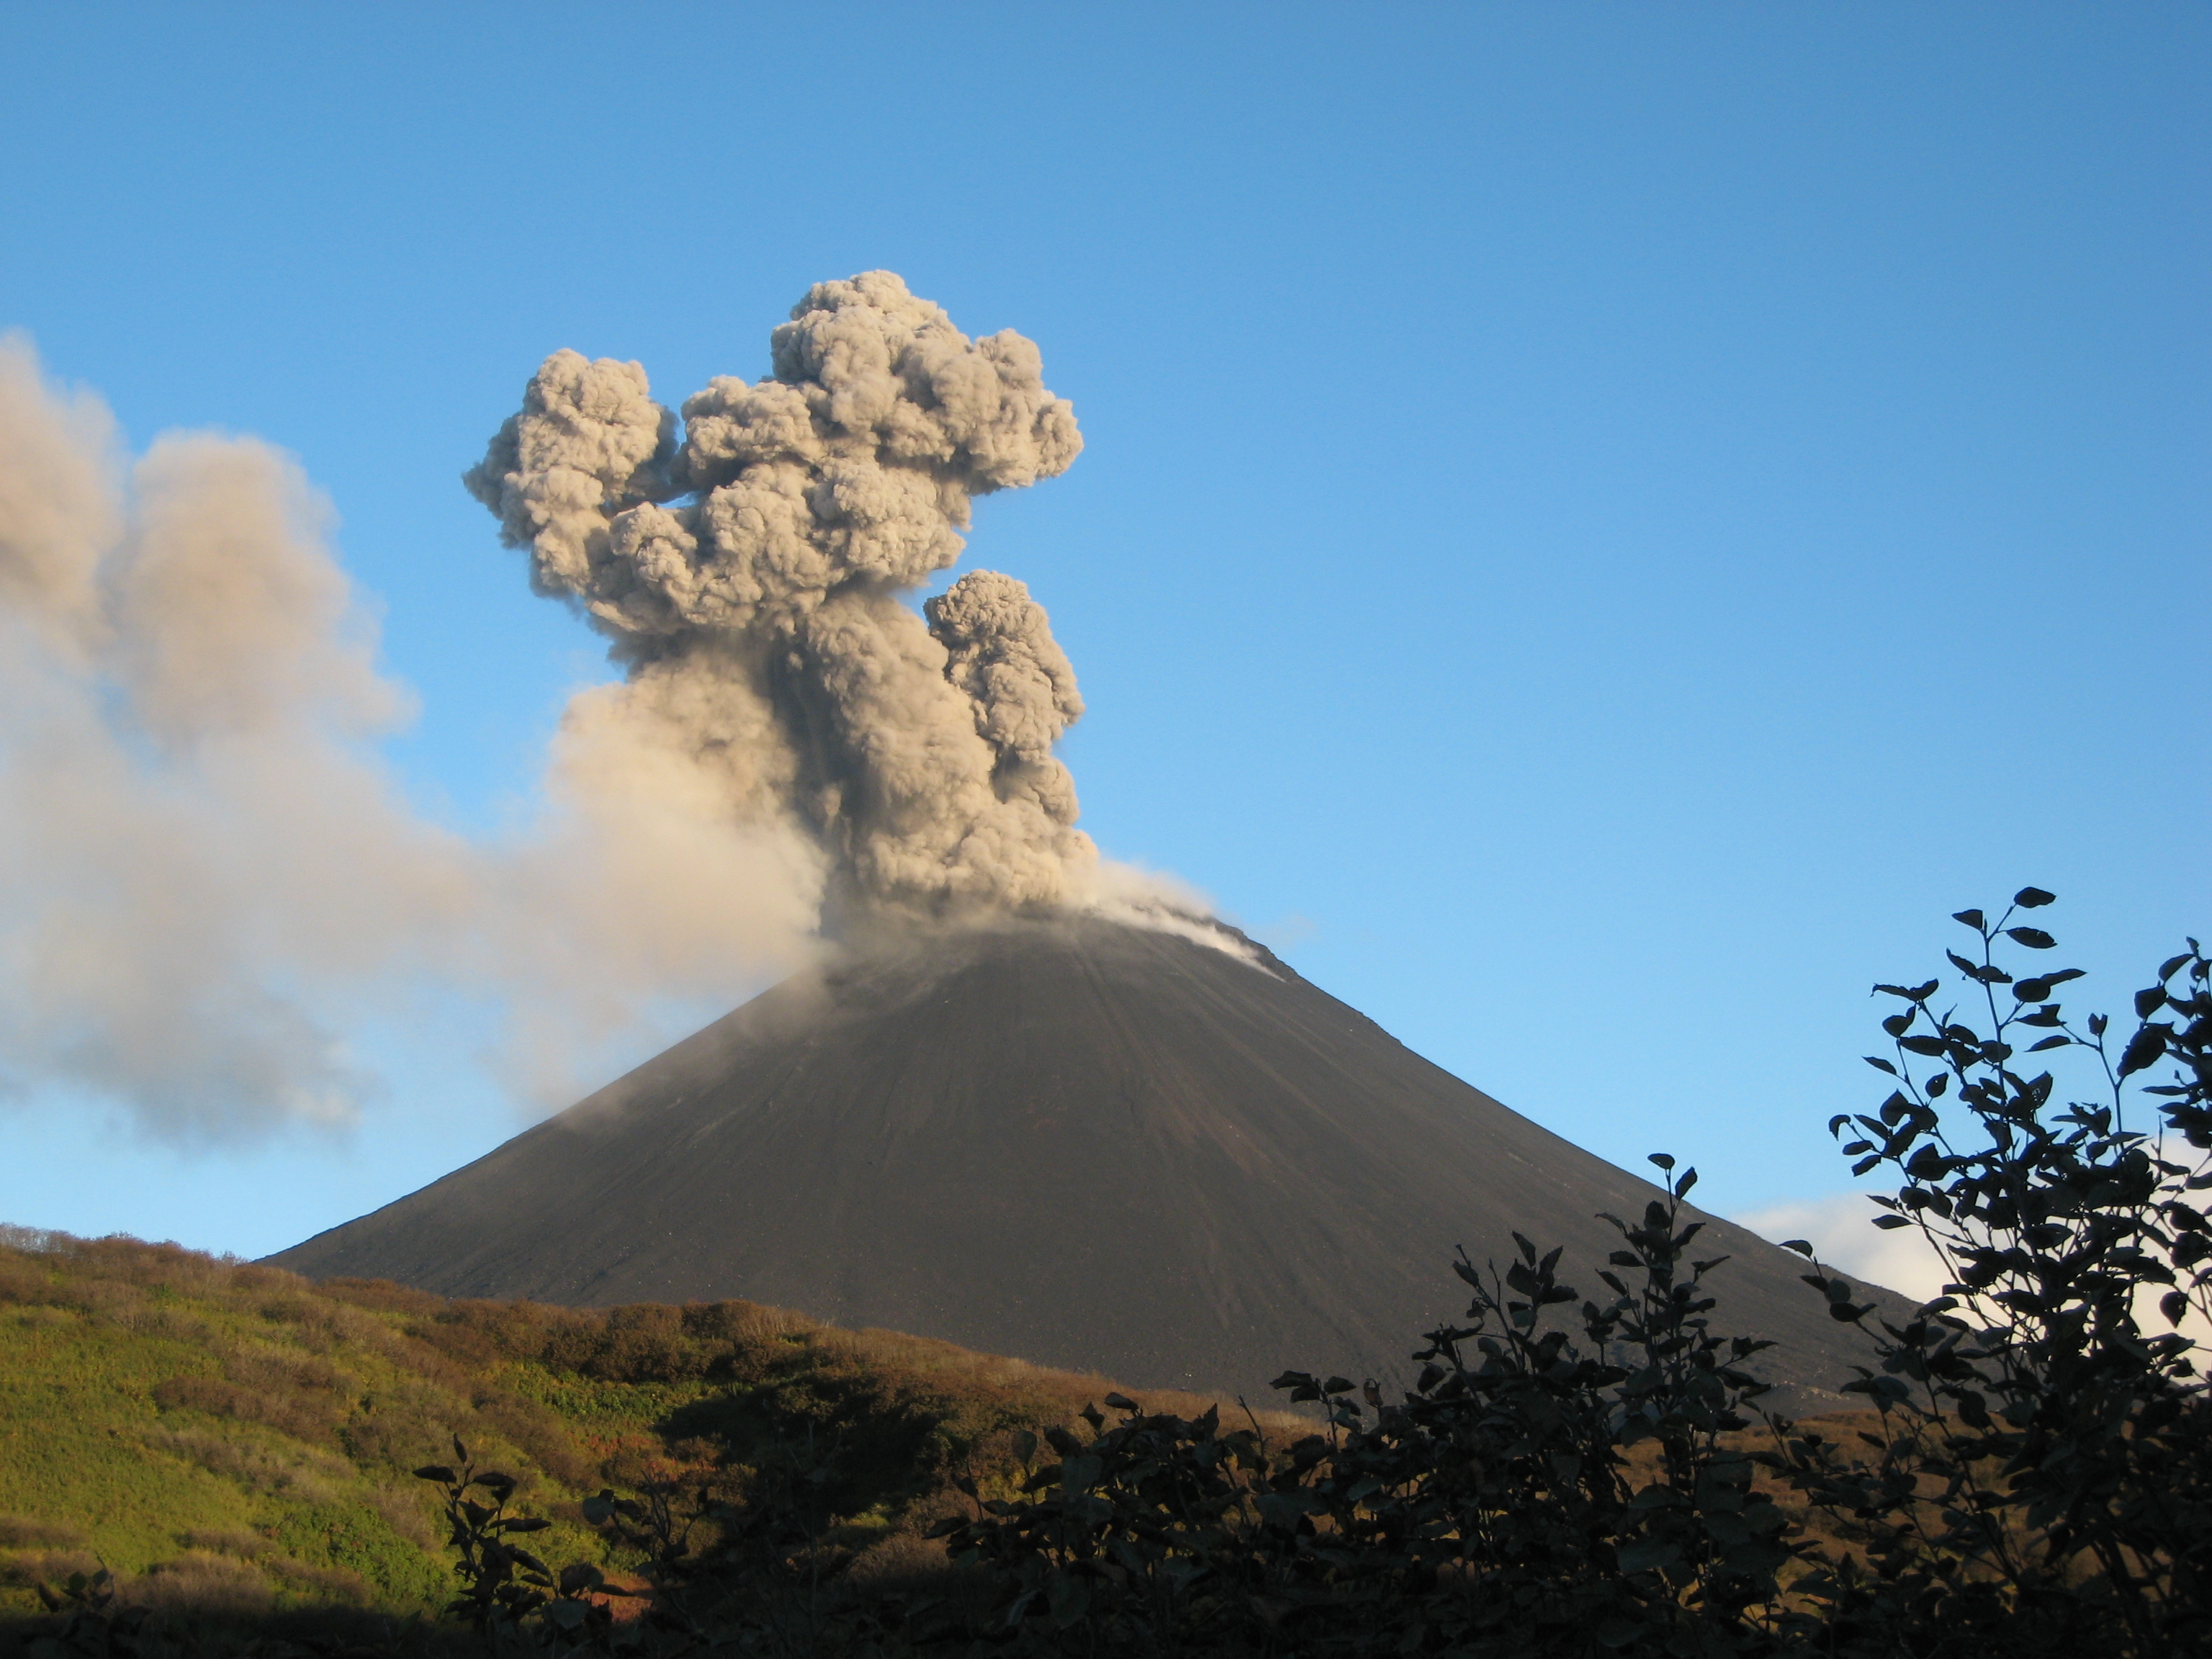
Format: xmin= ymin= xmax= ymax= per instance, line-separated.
xmin=270 ymin=915 xmax=1885 ymax=1407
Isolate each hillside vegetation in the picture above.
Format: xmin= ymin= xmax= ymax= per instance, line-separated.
xmin=0 ymin=1226 xmax=1263 ymax=1635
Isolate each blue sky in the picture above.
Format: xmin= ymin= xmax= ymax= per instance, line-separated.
xmin=1 ymin=2 xmax=2205 ymax=1269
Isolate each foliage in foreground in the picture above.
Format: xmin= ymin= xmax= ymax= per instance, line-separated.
xmin=8 ymin=893 xmax=2209 ymax=1658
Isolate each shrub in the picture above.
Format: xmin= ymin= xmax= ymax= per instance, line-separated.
xmin=119 ymin=1554 xmax=273 ymax=1617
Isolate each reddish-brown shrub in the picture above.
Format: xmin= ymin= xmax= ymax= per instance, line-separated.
xmin=122 ymin=1553 xmax=273 ymax=1615
xmin=0 ymin=1516 xmax=84 ymax=1550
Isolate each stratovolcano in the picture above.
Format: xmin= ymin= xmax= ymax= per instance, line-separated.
xmin=270 ymin=914 xmax=1884 ymax=1406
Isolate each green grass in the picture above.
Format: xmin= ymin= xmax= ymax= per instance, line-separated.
xmin=0 ymin=1229 xmax=1283 ymax=1628
xmin=1 ymin=1303 xmax=266 ymax=1570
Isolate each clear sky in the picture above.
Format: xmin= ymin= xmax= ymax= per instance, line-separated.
xmin=1 ymin=3 xmax=2205 ymax=1281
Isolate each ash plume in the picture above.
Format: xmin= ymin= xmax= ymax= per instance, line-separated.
xmin=463 ymin=271 xmax=1096 ymax=919
xmin=0 ymin=276 xmax=1219 ymax=1141
xmin=0 ymin=333 xmax=819 ymax=1141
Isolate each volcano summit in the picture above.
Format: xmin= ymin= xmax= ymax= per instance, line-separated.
xmin=271 ymin=914 xmax=1883 ymax=1406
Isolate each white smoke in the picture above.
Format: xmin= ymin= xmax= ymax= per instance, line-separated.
xmin=0 ymin=332 xmax=822 ymax=1141
xmin=463 ymin=271 xmax=1097 ymax=919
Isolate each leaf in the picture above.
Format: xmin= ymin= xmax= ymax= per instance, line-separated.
xmin=2005 ymin=926 xmax=2056 ymax=949
xmin=2162 ymin=1291 xmax=2188 ymax=1326
xmin=1864 ymin=1056 xmax=1898 ymax=1075
xmin=1102 ymin=1392 xmax=1139 ymax=1412
xmin=1872 ymin=1215 xmax=1915 ymax=1231
xmin=1674 ymin=1168 xmax=1698 ymax=1197
xmin=1875 ymin=977 xmax=1941 ymax=1002
xmin=2014 ymin=886 xmax=2056 ymax=907
xmin=413 ymin=1465 xmax=457 ymax=1484
xmin=1779 ymin=1239 xmax=1814 ymax=1256
xmin=2014 ymin=978 xmax=2051 ymax=1001
xmin=2119 ymin=1026 xmax=2168 ymax=1079
xmin=1899 ymin=1035 xmax=1947 ymax=1057
xmin=1059 ymin=1455 xmax=1103 ymax=1493
xmin=1649 ymin=1153 xmax=1676 ymax=1171
xmin=1954 ymin=909 xmax=1986 ymax=931
xmin=2136 ymin=987 xmax=2167 ymax=1018
xmin=1614 ymin=1537 xmax=1681 ymax=1575
xmin=2028 ymin=1035 xmax=2069 ymax=1051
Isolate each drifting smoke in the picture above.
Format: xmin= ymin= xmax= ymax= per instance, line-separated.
xmin=0 ymin=333 xmax=820 ymax=1141
xmin=464 ymin=271 xmax=1095 ymax=917
xmin=0 ymin=274 xmax=1204 ymax=1141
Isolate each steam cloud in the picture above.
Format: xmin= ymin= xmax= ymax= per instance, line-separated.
xmin=0 ymin=275 xmax=1171 ymax=1141
xmin=463 ymin=271 xmax=1095 ymax=917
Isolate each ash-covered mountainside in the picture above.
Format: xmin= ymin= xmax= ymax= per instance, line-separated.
xmin=270 ymin=917 xmax=1886 ymax=1406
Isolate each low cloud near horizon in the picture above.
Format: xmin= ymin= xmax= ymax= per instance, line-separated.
xmin=1736 ymin=1190 xmax=2211 ymax=1348
xmin=1733 ymin=1191 xmax=1951 ymax=1303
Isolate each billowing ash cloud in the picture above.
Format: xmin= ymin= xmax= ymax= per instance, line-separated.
xmin=463 ymin=271 xmax=1096 ymax=917
xmin=0 ymin=276 xmax=1223 ymax=1143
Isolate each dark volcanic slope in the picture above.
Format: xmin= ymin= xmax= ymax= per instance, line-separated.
xmin=271 ymin=917 xmax=1884 ymax=1405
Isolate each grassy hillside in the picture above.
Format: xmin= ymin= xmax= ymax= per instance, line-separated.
xmin=0 ymin=1225 xmax=1268 ymax=1629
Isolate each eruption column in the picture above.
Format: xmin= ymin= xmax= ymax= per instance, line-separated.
xmin=465 ymin=271 xmax=1094 ymax=920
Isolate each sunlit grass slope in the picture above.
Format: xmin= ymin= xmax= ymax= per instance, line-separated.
xmin=0 ymin=1226 xmax=1253 ymax=1623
